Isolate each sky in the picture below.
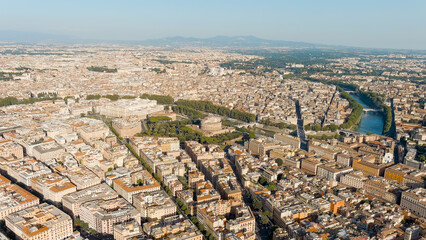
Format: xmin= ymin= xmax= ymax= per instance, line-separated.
xmin=0 ymin=0 xmax=425 ymax=49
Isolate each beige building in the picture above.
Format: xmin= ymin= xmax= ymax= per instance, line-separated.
xmin=32 ymin=141 xmax=65 ymax=161
xmin=352 ymin=158 xmax=393 ymax=177
xmin=225 ymin=205 xmax=256 ymax=237
xmin=0 ymin=139 xmax=24 ymax=159
xmin=148 ymin=108 xmax=177 ymax=121
xmin=316 ymin=163 xmax=353 ymax=181
xmin=60 ymin=166 xmax=102 ymax=190
xmin=364 ymin=179 xmax=406 ymax=204
xmin=188 ymin=169 xmax=205 ymax=188
xmin=113 ymin=170 xmax=161 ymax=204
xmin=339 ymin=171 xmax=368 ymax=189
xmin=196 ymin=200 xmax=231 ymax=240
xmin=400 ymin=188 xmax=426 ymax=218
xmin=274 ymin=134 xmax=300 ymax=149
xmin=247 ymin=138 xmax=280 ymax=157
xmin=31 ymin=173 xmax=76 ymax=202
xmin=301 ymin=158 xmax=323 ymax=175
xmin=143 ymin=215 xmax=203 ymax=240
xmin=193 ymin=117 xmax=235 ymax=137
xmin=336 ymin=153 xmax=352 ymax=166
xmin=7 ymin=158 xmax=52 ymax=186
xmin=113 ymin=219 xmax=142 ymax=240
xmin=133 ymin=190 xmax=176 ymax=221
xmin=111 ymin=119 xmax=141 ymax=138
xmin=308 ymin=140 xmax=342 ymax=160
xmin=80 ymin=198 xmax=140 ymax=235
xmin=0 ymin=183 xmax=39 ymax=220
xmin=5 ymin=203 xmax=73 ymax=240
xmin=62 ymin=183 xmax=119 ymax=217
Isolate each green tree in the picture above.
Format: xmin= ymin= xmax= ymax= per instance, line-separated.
xmin=197 ymin=223 xmax=205 ymax=232
xmin=252 ymin=197 xmax=263 ymax=211
xmin=267 ymin=184 xmax=276 ymax=192
xmin=191 ymin=216 xmax=199 ymax=224
xmin=275 ymin=158 xmax=284 ymax=166
xmin=137 ymin=179 xmax=143 ymax=186
xmin=258 ymin=176 xmax=268 ymax=186
xmin=263 ymin=211 xmax=273 ymax=217
xmin=260 ymin=214 xmax=269 ymax=225
xmin=313 ymin=124 xmax=321 ymax=132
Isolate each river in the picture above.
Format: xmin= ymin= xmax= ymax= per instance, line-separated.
xmin=349 ymin=93 xmax=384 ymax=135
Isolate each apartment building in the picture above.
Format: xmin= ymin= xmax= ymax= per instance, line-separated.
xmin=113 ymin=219 xmax=143 ymax=240
xmin=61 ymin=166 xmax=102 ymax=190
xmin=0 ymin=184 xmax=39 ymax=220
xmin=31 ymin=173 xmax=76 ymax=202
xmin=0 ymin=139 xmax=24 ymax=159
xmin=79 ymin=198 xmax=140 ymax=234
xmin=339 ymin=171 xmax=368 ymax=189
xmin=364 ymin=179 xmax=407 ymax=204
xmin=308 ymin=140 xmax=342 ymax=160
xmin=133 ymin=190 xmax=176 ymax=220
xmin=317 ymin=163 xmax=353 ymax=181
xmin=143 ymin=215 xmax=203 ymax=240
xmin=400 ymin=188 xmax=426 ymax=218
xmin=7 ymin=158 xmax=52 ymax=186
xmin=5 ymin=203 xmax=73 ymax=240
xmin=113 ymin=170 xmax=161 ymax=204
xmin=62 ymin=183 xmax=119 ymax=217
xmin=32 ymin=141 xmax=65 ymax=161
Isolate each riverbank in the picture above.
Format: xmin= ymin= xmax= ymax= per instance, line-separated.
xmin=303 ymin=77 xmax=390 ymax=136
xmin=349 ymin=93 xmax=385 ymax=135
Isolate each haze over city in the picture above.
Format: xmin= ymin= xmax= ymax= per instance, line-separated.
xmin=0 ymin=1 xmax=425 ymax=240
xmin=1 ymin=0 xmax=426 ymax=49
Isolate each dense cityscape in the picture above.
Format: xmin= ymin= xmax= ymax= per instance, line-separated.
xmin=0 ymin=0 xmax=426 ymax=239
xmin=0 ymin=44 xmax=424 ymax=240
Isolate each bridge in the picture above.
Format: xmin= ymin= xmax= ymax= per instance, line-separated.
xmin=363 ymin=108 xmax=383 ymax=114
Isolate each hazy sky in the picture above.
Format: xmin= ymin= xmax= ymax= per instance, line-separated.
xmin=1 ymin=0 xmax=425 ymax=49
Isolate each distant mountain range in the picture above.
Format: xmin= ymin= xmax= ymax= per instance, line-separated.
xmin=0 ymin=30 xmax=321 ymax=48
xmin=0 ymin=30 xmax=424 ymax=52
xmin=129 ymin=36 xmax=321 ymax=48
xmin=0 ymin=30 xmax=77 ymax=44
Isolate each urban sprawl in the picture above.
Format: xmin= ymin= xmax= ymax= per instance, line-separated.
xmin=0 ymin=45 xmax=425 ymax=240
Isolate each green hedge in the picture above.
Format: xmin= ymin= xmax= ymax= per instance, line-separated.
xmin=86 ymin=94 xmax=136 ymax=101
xmin=148 ymin=116 xmax=172 ymax=123
xmin=87 ymin=66 xmax=117 ymax=73
xmin=305 ymin=77 xmax=360 ymax=91
xmin=176 ymin=99 xmax=255 ymax=122
xmin=172 ymin=105 xmax=206 ymax=119
xmin=0 ymin=96 xmax=61 ymax=107
xmin=140 ymin=94 xmax=174 ymax=105
xmin=259 ymin=119 xmax=297 ymax=130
